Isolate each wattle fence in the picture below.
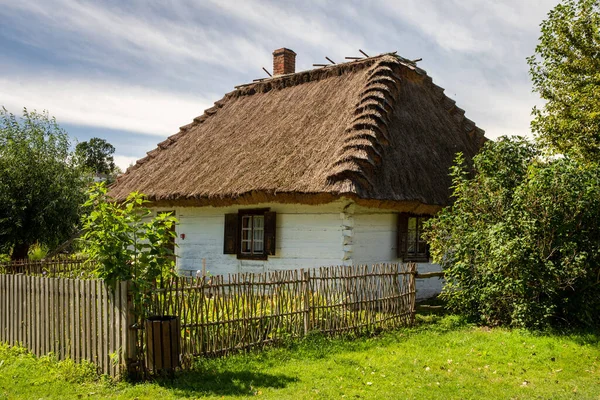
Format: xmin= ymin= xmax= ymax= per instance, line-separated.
xmin=149 ymin=263 xmax=416 ymax=365
xmin=0 ymin=260 xmax=417 ymax=377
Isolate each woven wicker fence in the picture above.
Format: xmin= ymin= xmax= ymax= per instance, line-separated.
xmin=148 ymin=263 xmax=416 ymax=366
xmin=0 ymin=258 xmax=93 ymax=279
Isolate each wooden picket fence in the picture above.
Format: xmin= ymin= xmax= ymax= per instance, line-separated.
xmin=149 ymin=263 xmax=416 ymax=364
xmin=0 ymin=274 xmax=132 ymax=377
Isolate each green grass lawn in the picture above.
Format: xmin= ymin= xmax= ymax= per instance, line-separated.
xmin=1 ymin=315 xmax=599 ymax=399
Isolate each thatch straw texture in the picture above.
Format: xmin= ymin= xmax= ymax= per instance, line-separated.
xmin=110 ymin=53 xmax=485 ymax=208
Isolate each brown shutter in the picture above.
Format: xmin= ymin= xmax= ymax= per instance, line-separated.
xmin=223 ymin=213 xmax=238 ymax=254
xmin=397 ymin=213 xmax=409 ymax=259
xmin=264 ymin=211 xmax=276 ymax=256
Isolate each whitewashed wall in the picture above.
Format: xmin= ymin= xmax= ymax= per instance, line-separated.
xmin=158 ymin=199 xmax=442 ymax=299
xmin=349 ymin=206 xmax=443 ymax=300
xmin=163 ymin=200 xmax=347 ymax=276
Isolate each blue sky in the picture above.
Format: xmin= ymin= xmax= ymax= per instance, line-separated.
xmin=0 ymin=0 xmax=558 ymax=170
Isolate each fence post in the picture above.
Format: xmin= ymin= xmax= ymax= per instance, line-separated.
xmin=124 ymin=281 xmax=140 ymax=376
xmin=303 ymin=269 xmax=310 ymax=336
xmin=409 ymin=262 xmax=417 ymax=325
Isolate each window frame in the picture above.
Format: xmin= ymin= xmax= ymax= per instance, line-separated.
xmin=398 ymin=213 xmax=430 ymax=262
xmin=223 ymin=208 xmax=276 ymax=260
xmin=238 ymin=209 xmax=269 ymax=260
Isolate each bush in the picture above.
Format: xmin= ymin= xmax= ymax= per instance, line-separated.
xmin=80 ymin=183 xmax=178 ymax=317
xmin=425 ymin=137 xmax=600 ymax=329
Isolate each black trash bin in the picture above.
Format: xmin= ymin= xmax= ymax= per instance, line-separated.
xmin=145 ymin=315 xmax=181 ymax=373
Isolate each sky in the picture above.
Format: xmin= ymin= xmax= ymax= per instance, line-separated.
xmin=0 ymin=0 xmax=559 ymax=171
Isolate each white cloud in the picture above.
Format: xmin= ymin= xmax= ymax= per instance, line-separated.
xmin=0 ymin=0 xmax=270 ymax=73
xmin=379 ymin=0 xmax=558 ymax=56
xmin=113 ymin=155 xmax=140 ymax=172
xmin=0 ymin=0 xmax=559 ymax=156
xmin=0 ymin=76 xmax=212 ymax=136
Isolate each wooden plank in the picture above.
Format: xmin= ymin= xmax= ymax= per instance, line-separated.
xmin=23 ymin=276 xmax=28 ymax=350
xmin=2 ymin=275 xmax=7 ymax=343
xmin=49 ymin=278 xmax=55 ymax=355
xmin=74 ymin=279 xmax=80 ymax=362
xmin=57 ymin=278 xmax=62 ymax=359
xmin=0 ymin=275 xmax=5 ymax=343
xmin=7 ymin=275 xmax=13 ymax=345
xmin=61 ymin=278 xmax=67 ymax=360
xmin=102 ymin=281 xmax=109 ymax=376
xmin=17 ymin=274 xmax=22 ymax=345
xmin=32 ymin=276 xmax=38 ymax=355
xmin=27 ymin=276 xmax=33 ymax=354
xmin=6 ymin=275 xmax=10 ymax=344
xmin=107 ymin=284 xmax=115 ymax=377
xmin=41 ymin=277 xmax=47 ymax=355
xmin=125 ymin=282 xmax=137 ymax=375
xmin=80 ymin=279 xmax=88 ymax=362
xmin=88 ymin=279 xmax=95 ymax=364
xmin=162 ymin=319 xmax=172 ymax=370
xmin=69 ymin=279 xmax=75 ymax=360
xmin=415 ymin=271 xmax=445 ymax=279
xmin=89 ymin=280 xmax=97 ymax=370
xmin=118 ymin=281 xmax=127 ymax=377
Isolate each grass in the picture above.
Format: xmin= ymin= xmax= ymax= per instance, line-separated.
xmin=1 ymin=315 xmax=599 ymax=399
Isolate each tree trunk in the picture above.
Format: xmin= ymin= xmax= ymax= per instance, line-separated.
xmin=11 ymin=243 xmax=29 ymax=261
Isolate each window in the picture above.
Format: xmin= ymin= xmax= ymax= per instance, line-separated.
xmin=397 ymin=213 xmax=430 ymax=262
xmin=223 ymin=209 xmax=276 ymax=259
xmin=241 ymin=214 xmax=264 ymax=255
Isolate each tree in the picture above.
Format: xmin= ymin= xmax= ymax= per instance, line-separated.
xmin=75 ymin=137 xmax=117 ymax=177
xmin=425 ymin=138 xmax=600 ymax=329
xmin=80 ymin=183 xmax=177 ymax=316
xmin=528 ymin=0 xmax=600 ymax=160
xmin=0 ymin=107 xmax=87 ymax=259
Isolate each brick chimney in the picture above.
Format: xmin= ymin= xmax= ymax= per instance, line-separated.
xmin=272 ymin=48 xmax=296 ymax=76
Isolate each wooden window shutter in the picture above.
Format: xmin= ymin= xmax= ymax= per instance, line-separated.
xmin=223 ymin=213 xmax=238 ymax=254
xmin=397 ymin=213 xmax=409 ymax=259
xmin=264 ymin=211 xmax=277 ymax=256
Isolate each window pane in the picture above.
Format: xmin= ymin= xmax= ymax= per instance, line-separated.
xmin=241 ymin=240 xmax=251 ymax=253
xmin=407 ymin=217 xmax=417 ymax=254
xmin=253 ymin=216 xmax=264 ymax=253
xmin=241 ymin=227 xmax=250 ymax=241
xmin=408 ymin=217 xmax=417 ymax=230
xmin=407 ymin=231 xmax=417 ymax=254
xmin=242 ymin=215 xmax=252 ymax=229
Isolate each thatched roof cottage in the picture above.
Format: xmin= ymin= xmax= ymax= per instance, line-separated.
xmin=111 ymin=49 xmax=486 ymax=299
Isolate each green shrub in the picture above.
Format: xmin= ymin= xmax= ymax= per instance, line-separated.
xmin=425 ymin=137 xmax=600 ymax=329
xmin=27 ymin=242 xmax=49 ymax=260
xmin=80 ymin=182 xmax=178 ymax=318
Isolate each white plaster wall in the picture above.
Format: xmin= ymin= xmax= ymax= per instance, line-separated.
xmin=162 ymin=200 xmax=348 ymax=276
xmin=352 ymin=212 xmax=443 ymax=300
xmin=158 ymin=200 xmax=443 ymax=300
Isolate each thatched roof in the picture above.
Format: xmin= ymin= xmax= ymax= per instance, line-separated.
xmin=110 ymin=53 xmax=486 ymax=212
